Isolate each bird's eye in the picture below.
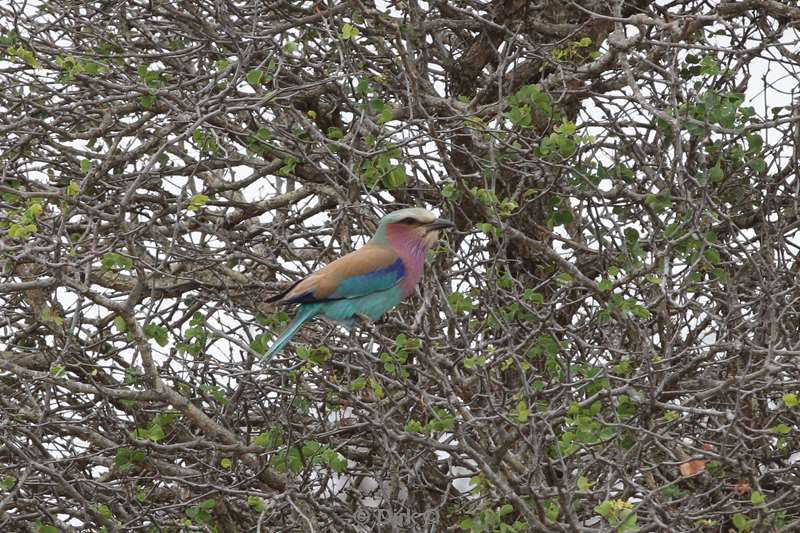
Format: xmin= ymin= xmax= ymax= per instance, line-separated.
xmin=398 ymin=217 xmax=418 ymax=225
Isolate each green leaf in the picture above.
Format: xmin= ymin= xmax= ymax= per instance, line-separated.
xmin=8 ymin=223 xmax=38 ymax=239
xmin=732 ymin=513 xmax=753 ymax=532
xmin=8 ymin=46 xmax=39 ymax=68
xmin=703 ymin=248 xmax=721 ymax=264
xmin=463 ymin=355 xmax=486 ymax=369
xmin=751 ymin=491 xmax=765 ymax=506
xmin=577 ymin=476 xmax=594 ymax=490
xmin=770 ymin=423 xmax=791 ymax=435
xmin=350 ymin=376 xmax=367 ymax=391
xmin=498 ymin=504 xmax=514 ymax=517
xmin=254 ymin=427 xmax=283 ymax=449
xmin=101 ymin=252 xmax=133 ymax=271
xmin=505 ymin=105 xmax=532 ymax=127
xmin=511 ymin=400 xmax=531 ymax=423
xmin=746 ymin=133 xmax=763 ymax=154
xmin=143 ymin=324 xmax=169 ymax=347
xmin=338 ymin=23 xmax=360 ymax=40
xmin=249 ymin=333 xmax=270 ymax=355
xmin=188 ymin=193 xmax=209 ymax=212
xmin=0 ymin=31 xmax=18 ymax=46
xmin=66 ymin=180 xmax=80 ymax=196
xmin=383 ymin=165 xmax=406 ymax=188
xmin=429 ymin=407 xmax=455 ymax=432
xmin=246 ymin=69 xmax=264 ymax=87
xmin=372 ymin=99 xmax=394 ymax=124
xmin=80 ymin=159 xmax=91 ymax=173
xmin=138 ymin=94 xmax=155 ymax=108
xmin=448 ymin=292 xmax=475 ymax=314
xmin=114 ymin=447 xmax=145 ymax=470
xmin=356 ymin=78 xmax=370 ymax=96
xmin=37 ymin=525 xmax=59 ymax=533
xmin=459 ymin=518 xmax=475 ymax=531
xmin=405 ymin=419 xmax=425 ymax=433
xmin=326 ymin=127 xmax=344 ymax=140
xmin=220 ymin=457 xmax=232 ymax=469
xmin=699 ymin=54 xmax=720 ymax=75
xmin=1 ymin=475 xmax=16 ymax=491
xmin=748 ymin=158 xmax=766 ymax=174
xmin=247 ymin=495 xmax=265 ymax=512
xmin=708 ymin=163 xmax=724 ymax=183
xmin=712 ymin=268 xmax=730 ymax=284
xmin=783 ymin=393 xmax=799 ymax=408
xmin=278 ymin=156 xmax=298 ymax=176
xmin=113 ymin=316 xmax=127 ymax=333
xmin=94 ymin=503 xmax=113 ymax=520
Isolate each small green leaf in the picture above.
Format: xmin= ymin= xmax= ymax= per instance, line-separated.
xmin=220 ymin=457 xmax=232 ymax=469
xmin=254 ymin=427 xmax=283 ymax=449
xmin=101 ymin=252 xmax=133 ymax=271
xmin=338 ymin=23 xmax=360 ymax=40
xmin=750 ymin=491 xmax=765 ymax=506
xmin=66 ymin=180 xmax=80 ymax=196
xmin=246 ymin=69 xmax=264 ymax=87
xmin=350 ymin=376 xmax=367 ymax=391
xmin=448 ymin=292 xmax=474 ymax=314
xmin=783 ymin=393 xmax=799 ymax=408
xmin=138 ymin=94 xmax=155 ymax=108
xmin=405 ymin=419 xmax=425 ymax=433
xmin=249 ymin=333 xmax=270 ymax=355
xmin=770 ymin=423 xmax=791 ymax=435
xmin=383 ymin=165 xmax=406 ymax=188
xmin=114 ymin=447 xmax=145 ymax=470
xmin=748 ymin=158 xmax=766 ymax=174
xmin=732 ymin=513 xmax=753 ymax=532
xmin=511 ymin=400 xmax=531 ymax=423
xmin=247 ymin=495 xmax=265 ymax=512
xmin=188 ymin=193 xmax=209 ymax=212
xmin=8 ymin=223 xmax=37 ymax=239
xmin=143 ymin=324 xmax=169 ymax=347
xmin=113 ymin=316 xmax=127 ymax=333
xmin=708 ymin=163 xmax=724 ymax=183
xmin=326 ymin=127 xmax=344 ymax=140
xmin=2 ymin=475 xmax=17 ymax=491
xmin=703 ymin=248 xmax=721 ymax=264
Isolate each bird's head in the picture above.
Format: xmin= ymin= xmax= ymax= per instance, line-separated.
xmin=374 ymin=207 xmax=454 ymax=249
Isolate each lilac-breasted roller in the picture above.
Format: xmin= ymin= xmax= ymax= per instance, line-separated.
xmin=263 ymin=208 xmax=453 ymax=359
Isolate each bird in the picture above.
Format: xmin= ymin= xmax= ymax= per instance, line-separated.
xmin=263 ymin=207 xmax=453 ymax=360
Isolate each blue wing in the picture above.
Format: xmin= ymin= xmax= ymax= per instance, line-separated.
xmin=328 ymin=258 xmax=404 ymax=299
xmin=275 ymin=245 xmax=406 ymax=305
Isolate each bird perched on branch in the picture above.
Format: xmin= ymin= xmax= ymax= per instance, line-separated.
xmin=264 ymin=207 xmax=453 ymax=360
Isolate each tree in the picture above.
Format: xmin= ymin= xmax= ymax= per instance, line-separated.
xmin=2 ymin=0 xmax=799 ymax=531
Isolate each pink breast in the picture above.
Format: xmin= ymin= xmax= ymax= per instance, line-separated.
xmin=386 ymin=225 xmax=428 ymax=297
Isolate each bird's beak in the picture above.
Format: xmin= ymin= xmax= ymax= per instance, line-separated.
xmin=425 ymin=218 xmax=454 ymax=232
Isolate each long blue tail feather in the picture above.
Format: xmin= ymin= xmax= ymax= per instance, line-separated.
xmin=264 ymin=304 xmax=319 ymax=361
